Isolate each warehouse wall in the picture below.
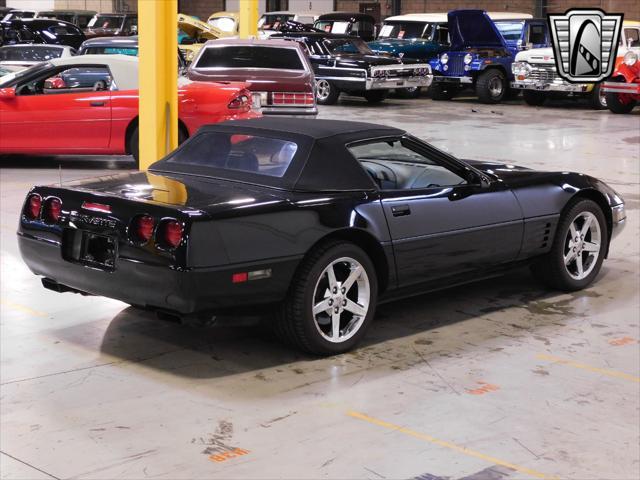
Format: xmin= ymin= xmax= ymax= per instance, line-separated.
xmin=333 ymin=0 xmax=639 ymax=18
xmin=179 ymin=0 xmax=225 ymax=19
xmin=7 ymin=0 xmax=55 ymax=8
xmin=53 ymin=0 xmax=115 ymax=12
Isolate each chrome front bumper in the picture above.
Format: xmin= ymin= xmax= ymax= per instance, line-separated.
xmin=366 ymin=75 xmax=432 ymax=90
xmin=511 ymin=79 xmax=591 ymax=93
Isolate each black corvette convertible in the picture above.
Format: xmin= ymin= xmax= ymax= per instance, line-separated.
xmin=18 ymin=118 xmax=626 ymax=354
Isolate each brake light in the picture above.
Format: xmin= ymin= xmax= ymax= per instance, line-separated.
xmin=130 ymin=215 xmax=155 ymax=243
xmin=157 ymin=219 xmax=183 ymax=249
xmin=228 ymin=90 xmax=252 ymax=111
xmin=44 ymin=198 xmax=62 ymax=223
xmin=25 ymin=194 xmax=42 ymax=220
xmin=271 ymin=92 xmax=315 ymax=106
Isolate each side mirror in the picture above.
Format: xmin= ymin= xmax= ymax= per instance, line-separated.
xmin=0 ymin=87 xmax=16 ymax=100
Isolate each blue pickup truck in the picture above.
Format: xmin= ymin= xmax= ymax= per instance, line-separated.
xmin=429 ymin=10 xmax=550 ymax=103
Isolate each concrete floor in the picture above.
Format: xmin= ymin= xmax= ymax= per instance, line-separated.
xmin=1 ymin=95 xmax=639 ymax=480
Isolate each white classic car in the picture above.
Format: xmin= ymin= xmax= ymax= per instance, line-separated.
xmin=511 ymin=21 xmax=640 ymax=109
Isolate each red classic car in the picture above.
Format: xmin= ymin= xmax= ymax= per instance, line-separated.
xmin=0 ymin=54 xmax=259 ymax=166
xmin=188 ymin=39 xmax=317 ymax=116
xmin=603 ymin=50 xmax=640 ymax=114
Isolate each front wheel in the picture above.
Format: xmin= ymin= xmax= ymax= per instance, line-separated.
xmin=523 ymin=90 xmax=547 ymax=106
xmin=316 ymin=79 xmax=340 ymax=105
xmin=531 ymin=198 xmax=606 ymax=292
xmin=364 ymin=90 xmax=388 ymax=103
xmin=588 ymin=83 xmax=607 ymax=110
xmin=606 ymin=90 xmax=637 ymax=114
xmin=396 ymin=87 xmax=421 ymax=99
xmin=476 ymin=69 xmax=507 ymax=104
xmin=275 ymin=241 xmax=378 ymax=355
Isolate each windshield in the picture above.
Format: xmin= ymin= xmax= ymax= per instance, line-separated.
xmin=378 ymin=21 xmax=431 ymax=40
xmin=83 ymin=46 xmax=138 ymax=56
xmin=87 ymin=15 xmax=124 ymax=29
xmin=259 ymin=14 xmax=294 ymax=29
xmin=324 ymin=38 xmax=373 ymax=55
xmin=0 ymin=62 xmax=52 ymax=87
xmin=208 ymin=16 xmax=236 ymax=32
xmin=196 ymin=45 xmax=303 ymax=69
xmin=0 ymin=46 xmax=63 ymax=61
xmin=166 ymin=132 xmax=298 ymax=178
xmin=495 ymin=21 xmax=524 ymax=41
xmin=3 ymin=11 xmax=35 ymax=21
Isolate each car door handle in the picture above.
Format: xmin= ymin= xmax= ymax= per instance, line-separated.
xmin=391 ymin=204 xmax=411 ymax=217
xmin=90 ymin=101 xmax=106 ymax=107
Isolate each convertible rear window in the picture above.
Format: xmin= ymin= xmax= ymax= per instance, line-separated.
xmin=0 ymin=46 xmax=63 ymax=61
xmin=195 ymin=46 xmax=303 ymax=70
xmin=167 ymin=132 xmax=298 ymax=178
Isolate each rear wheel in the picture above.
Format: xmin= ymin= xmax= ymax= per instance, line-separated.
xmin=523 ymin=90 xmax=547 ymax=106
xmin=588 ymin=83 xmax=607 ymax=110
xmin=364 ymin=90 xmax=388 ymax=103
xmin=316 ymin=79 xmax=340 ymax=105
xmin=606 ymin=89 xmax=637 ymax=114
xmin=531 ymin=198 xmax=606 ymax=292
xmin=476 ymin=69 xmax=507 ymax=104
xmin=275 ymin=241 xmax=378 ymax=355
xmin=430 ymin=82 xmax=456 ymax=100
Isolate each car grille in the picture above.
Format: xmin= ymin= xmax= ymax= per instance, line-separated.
xmin=447 ymin=54 xmax=466 ymax=76
xmin=528 ymin=64 xmax=560 ymax=82
xmin=385 ymin=68 xmax=417 ymax=78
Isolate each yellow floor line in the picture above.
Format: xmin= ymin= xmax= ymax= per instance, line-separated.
xmin=0 ymin=298 xmax=47 ymax=318
xmin=347 ymin=411 xmax=559 ymax=480
xmin=536 ymin=353 xmax=640 ymax=383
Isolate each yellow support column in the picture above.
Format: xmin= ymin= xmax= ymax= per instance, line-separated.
xmin=138 ymin=0 xmax=178 ymax=171
xmin=239 ymin=0 xmax=259 ymax=39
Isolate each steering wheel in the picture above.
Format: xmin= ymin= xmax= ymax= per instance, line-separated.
xmin=93 ymin=80 xmax=107 ymax=91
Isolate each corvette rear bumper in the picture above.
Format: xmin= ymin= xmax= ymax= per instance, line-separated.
xmin=18 ymin=232 xmax=301 ymax=315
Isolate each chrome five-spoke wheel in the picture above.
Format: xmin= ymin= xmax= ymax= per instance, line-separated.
xmin=564 ymin=211 xmax=601 ymax=280
xmin=312 ymin=257 xmax=370 ymax=343
xmin=316 ymin=80 xmax=331 ymax=101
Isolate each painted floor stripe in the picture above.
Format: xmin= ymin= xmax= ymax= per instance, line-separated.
xmin=347 ymin=411 xmax=558 ymax=480
xmin=537 ymin=353 xmax=640 ymax=383
xmin=0 ymin=298 xmax=47 ymax=318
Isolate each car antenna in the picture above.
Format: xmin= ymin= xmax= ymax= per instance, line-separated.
xmin=59 ymin=164 xmax=62 ymax=186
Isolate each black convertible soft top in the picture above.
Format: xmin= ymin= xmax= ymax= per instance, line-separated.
xmin=153 ymin=118 xmax=406 ymax=192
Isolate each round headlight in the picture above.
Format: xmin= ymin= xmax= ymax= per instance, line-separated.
xmin=624 ymin=51 xmax=638 ymax=66
xmin=464 ymin=53 xmax=473 ymax=64
xmin=440 ymin=53 xmax=448 ymax=64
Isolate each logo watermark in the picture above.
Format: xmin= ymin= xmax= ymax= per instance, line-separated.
xmin=548 ymin=9 xmax=624 ymax=83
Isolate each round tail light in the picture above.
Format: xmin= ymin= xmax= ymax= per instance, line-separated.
xmin=25 ymin=194 xmax=42 ymax=220
xmin=130 ymin=215 xmax=155 ymax=243
xmin=44 ymin=198 xmax=62 ymax=223
xmin=158 ymin=219 xmax=183 ymax=249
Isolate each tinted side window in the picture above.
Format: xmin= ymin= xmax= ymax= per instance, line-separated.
xmin=48 ymin=25 xmax=80 ymax=36
xmin=349 ymin=140 xmax=467 ymax=190
xmin=196 ymin=46 xmax=303 ymax=70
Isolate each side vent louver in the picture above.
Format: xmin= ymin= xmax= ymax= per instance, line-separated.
xmin=541 ymin=222 xmax=551 ymax=249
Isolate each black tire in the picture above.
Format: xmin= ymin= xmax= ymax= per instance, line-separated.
xmin=396 ymin=87 xmax=421 ymax=99
xmin=129 ymin=125 xmax=187 ymax=169
xmin=588 ymin=83 xmax=607 ymax=110
xmin=274 ymin=240 xmax=378 ymax=355
xmin=606 ymin=90 xmax=637 ymax=114
xmin=316 ymin=79 xmax=340 ymax=105
xmin=530 ymin=198 xmax=607 ymax=292
xmin=364 ymin=90 xmax=388 ymax=103
xmin=523 ymin=90 xmax=547 ymax=106
xmin=430 ymin=82 xmax=456 ymax=100
xmin=476 ymin=69 xmax=507 ymax=104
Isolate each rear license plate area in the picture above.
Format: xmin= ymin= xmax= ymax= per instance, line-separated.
xmin=62 ymin=229 xmax=117 ymax=270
